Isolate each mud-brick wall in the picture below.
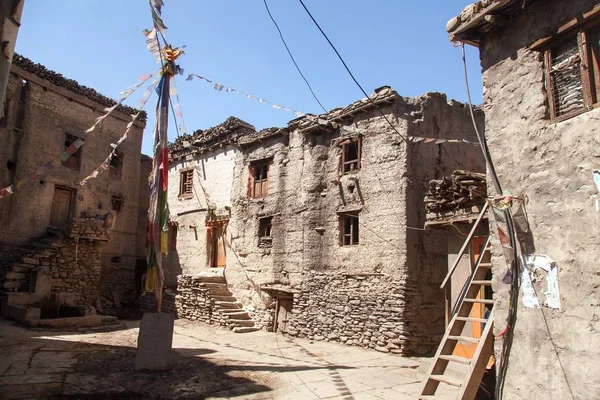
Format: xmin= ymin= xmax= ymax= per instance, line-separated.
xmin=287 ymin=272 xmax=442 ymax=356
xmin=478 ymin=1 xmax=600 ymax=399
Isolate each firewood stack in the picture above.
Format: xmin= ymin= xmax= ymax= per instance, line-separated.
xmin=425 ymin=170 xmax=487 ymax=214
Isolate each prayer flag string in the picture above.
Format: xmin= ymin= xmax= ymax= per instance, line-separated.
xmin=185 ymin=72 xmax=307 ymax=118
xmin=78 ymin=71 xmax=162 ymax=186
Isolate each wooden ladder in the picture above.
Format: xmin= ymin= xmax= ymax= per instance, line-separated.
xmin=419 ymin=204 xmax=495 ymax=400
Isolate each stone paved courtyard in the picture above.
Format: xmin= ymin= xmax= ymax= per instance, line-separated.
xmin=0 ymin=317 xmax=457 ymax=399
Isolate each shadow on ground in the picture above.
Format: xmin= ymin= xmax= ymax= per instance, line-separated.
xmin=0 ymin=319 xmax=358 ymax=400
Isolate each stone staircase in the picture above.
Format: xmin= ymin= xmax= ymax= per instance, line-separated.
xmin=0 ymin=235 xmax=60 ymax=295
xmin=177 ymin=274 xmax=259 ymax=333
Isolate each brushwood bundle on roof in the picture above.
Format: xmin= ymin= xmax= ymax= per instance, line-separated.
xmin=12 ymin=53 xmax=146 ymax=119
xmin=425 ymin=170 xmax=487 ymax=214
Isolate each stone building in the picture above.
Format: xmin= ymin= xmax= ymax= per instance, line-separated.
xmin=0 ymin=55 xmax=149 ymax=312
xmin=166 ymin=87 xmax=485 ymax=355
xmin=445 ymin=1 xmax=600 ymax=398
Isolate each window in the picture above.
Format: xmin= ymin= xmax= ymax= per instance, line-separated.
xmin=63 ymin=134 xmax=83 ymax=170
xmin=111 ymin=196 xmax=123 ymax=213
xmin=179 ymin=169 xmax=193 ymax=198
xmin=109 ymin=152 xmax=122 ymax=179
xmin=168 ymin=222 xmax=178 ymax=251
xmin=537 ymin=12 xmax=600 ymax=121
xmin=340 ymin=138 xmax=361 ymax=174
xmin=258 ymin=216 xmax=273 ymax=247
xmin=339 ymin=212 xmax=359 ymax=246
xmin=248 ymin=160 xmax=271 ymax=198
xmin=0 ymin=99 xmax=9 ymax=128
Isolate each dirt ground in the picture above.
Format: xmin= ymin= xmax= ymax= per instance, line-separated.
xmin=0 ymin=317 xmax=449 ymax=399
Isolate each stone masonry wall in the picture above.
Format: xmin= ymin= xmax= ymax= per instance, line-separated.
xmin=51 ymin=238 xmax=101 ymax=305
xmin=287 ymin=272 xmax=442 ymax=355
xmin=51 ymin=218 xmax=107 ymax=305
xmin=175 ymin=275 xmax=213 ymax=322
xmin=478 ymin=1 xmax=600 ymax=398
xmin=138 ymin=289 xmax=177 ymax=314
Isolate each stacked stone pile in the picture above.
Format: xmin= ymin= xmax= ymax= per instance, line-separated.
xmin=425 ymin=170 xmax=487 ymax=214
xmin=286 ymin=272 xmax=443 ymax=356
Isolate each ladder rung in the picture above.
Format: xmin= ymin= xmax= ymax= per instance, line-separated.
xmin=456 ymin=317 xmax=487 ymax=323
xmin=464 ymin=298 xmax=494 ymax=305
xmin=471 ymin=280 xmax=492 ymax=286
xmin=439 ymin=354 xmax=472 ymax=365
xmin=448 ymin=335 xmax=480 ymax=343
xmin=429 ymin=374 xmax=463 ymax=387
xmin=419 ymin=396 xmax=436 ymax=400
xmin=478 ymin=262 xmax=493 ymax=268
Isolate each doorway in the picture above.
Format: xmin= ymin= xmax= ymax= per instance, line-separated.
xmin=453 ymin=235 xmax=492 ymax=359
xmin=273 ymin=296 xmax=293 ymax=333
xmin=50 ymin=186 xmax=74 ymax=228
xmin=207 ymin=223 xmax=227 ymax=268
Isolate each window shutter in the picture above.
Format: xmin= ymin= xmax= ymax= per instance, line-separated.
xmin=550 ymin=37 xmax=585 ymax=117
xmin=357 ymin=138 xmax=362 ymax=170
xmin=248 ymin=165 xmax=255 ymax=198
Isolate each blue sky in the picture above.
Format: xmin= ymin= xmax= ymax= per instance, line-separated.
xmin=16 ymin=0 xmax=481 ymax=156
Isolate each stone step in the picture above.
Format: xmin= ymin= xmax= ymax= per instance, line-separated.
xmin=221 ymin=310 xmax=251 ymax=320
xmin=214 ymin=301 xmax=242 ymax=310
xmin=11 ymin=265 xmax=35 ymax=273
xmin=211 ymin=295 xmax=237 ymax=302
xmin=3 ymin=272 xmax=26 ymax=280
xmin=194 ymin=276 xmax=226 ymax=284
xmin=233 ymin=326 xmax=260 ymax=333
xmin=20 ymin=257 xmax=39 ymax=266
xmin=199 ymin=283 xmax=231 ymax=296
xmin=11 ymin=263 xmax=37 ymax=270
xmin=228 ymin=319 xmax=255 ymax=327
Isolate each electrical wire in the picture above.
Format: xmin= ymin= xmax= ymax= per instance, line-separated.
xmin=263 ymin=0 xmax=328 ymax=113
xmin=297 ymin=0 xmax=409 ymax=145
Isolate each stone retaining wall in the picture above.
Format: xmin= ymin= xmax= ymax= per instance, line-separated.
xmin=287 ymin=271 xmax=443 ymax=356
xmin=50 ymin=238 xmax=101 ymax=305
xmin=175 ymin=276 xmax=213 ymax=322
xmin=138 ymin=289 xmax=178 ymax=314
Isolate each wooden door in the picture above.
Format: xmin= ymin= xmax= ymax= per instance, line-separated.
xmin=207 ymin=226 xmax=227 ymax=268
xmin=454 ymin=236 xmax=488 ymax=359
xmin=275 ymin=297 xmax=293 ymax=333
xmin=50 ymin=187 xmax=73 ymax=227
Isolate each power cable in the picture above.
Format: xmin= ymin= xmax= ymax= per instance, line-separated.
xmin=297 ymin=0 xmax=409 ymax=145
xmin=263 ymin=0 xmax=328 ymax=113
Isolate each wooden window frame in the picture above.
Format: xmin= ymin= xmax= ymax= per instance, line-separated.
xmin=109 ymin=152 xmax=123 ymax=180
xmin=248 ymin=159 xmax=272 ymax=199
xmin=339 ymin=138 xmax=361 ymax=174
xmin=533 ymin=8 xmax=600 ymax=122
xmin=258 ymin=216 xmax=273 ymax=247
xmin=111 ymin=196 xmax=123 ymax=213
xmin=179 ymin=169 xmax=194 ymax=199
xmin=339 ymin=212 xmax=359 ymax=246
xmin=63 ymin=133 xmax=82 ymax=170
